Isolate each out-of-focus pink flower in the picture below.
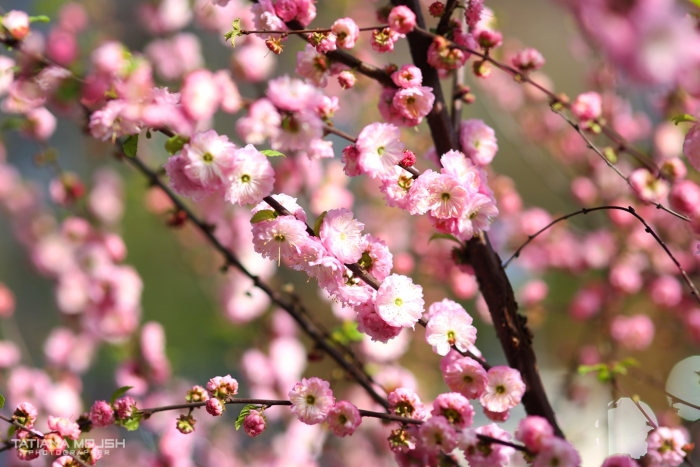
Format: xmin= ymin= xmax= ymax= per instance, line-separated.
xmin=388 ymin=6 xmax=416 ymax=34
xmin=0 ymin=282 xmax=15 ymax=317
xmin=0 ymin=341 xmax=20 ymax=369
xmin=516 ymin=416 xmax=554 ymax=453
xmin=512 ymin=48 xmax=545 ymax=71
xmin=48 ymin=416 xmax=81 ymax=440
xmin=460 ymin=119 xmax=498 ymax=166
xmin=3 ymin=11 xmax=30 ymax=40
xmin=534 ymin=438 xmax=581 ymax=467
xmin=610 ymin=314 xmax=654 ymax=351
xmin=571 ymin=91 xmax=602 ymax=123
xmin=331 ymin=18 xmax=360 ymax=49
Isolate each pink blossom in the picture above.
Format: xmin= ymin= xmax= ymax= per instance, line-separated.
xmin=442 ymin=356 xmax=488 ymax=399
xmin=432 ymin=392 xmax=474 ymax=428
xmin=480 ymin=366 xmax=526 ymax=412
xmin=327 ymin=401 xmax=362 ymax=437
xmin=90 ymin=41 xmax=128 ymax=76
xmin=288 ymin=377 xmax=335 ymax=425
xmin=569 ymin=285 xmax=602 ymax=321
xmin=206 ymin=398 xmax=224 ymax=416
xmin=274 ymin=0 xmax=297 ymax=21
xmin=225 ymin=145 xmax=275 ymax=206
xmin=252 ymin=193 xmax=308 ymax=223
xmin=42 ymin=432 xmax=67 ymax=456
xmin=166 ymin=130 xmax=237 ymax=201
xmin=392 ymin=86 xmax=435 ymax=121
xmin=13 ymin=402 xmax=38 ymax=428
xmin=610 ymin=314 xmax=654 ymax=351
xmin=427 ymin=36 xmax=468 ymax=70
xmin=15 ymin=431 xmax=40 ymax=461
xmin=295 ymin=44 xmax=331 ymax=87
xmin=272 ymin=110 xmax=323 ymax=151
xmin=477 ymin=29 xmax=503 ymax=49
xmin=356 ymin=300 xmax=402 ymax=343
xmin=0 ymin=56 xmax=15 ymax=96
xmin=0 ymin=282 xmax=15 ymax=317
xmin=683 ymin=124 xmax=700 ymax=172
xmin=388 ymin=6 xmax=416 ymax=34
xmin=337 ymin=71 xmax=356 ymax=89
xmin=89 ymin=100 xmax=141 ymax=142
xmin=425 ymin=302 xmax=477 ymax=356
xmin=629 ymin=168 xmax=669 ymax=203
xmin=146 ymin=33 xmax=203 ymax=81
xmin=392 ymin=65 xmax=423 ymax=88
xmin=356 ymin=122 xmax=406 ymax=179
xmin=89 ymin=400 xmax=114 ymax=427
xmin=341 ymin=144 xmax=362 ymax=177
xmin=465 ymin=0 xmax=484 ymax=29
xmin=646 ymin=427 xmax=688 ymax=467
xmin=267 ymin=75 xmax=320 ymax=112
xmin=459 ymin=423 xmax=514 ymax=467
xmin=243 ymin=409 xmax=266 ymax=437
xmin=48 ymin=416 xmax=81 ymax=440
xmin=180 ymin=69 xmax=220 ymax=121
xmin=515 ymin=416 xmax=554 ymax=453
xmin=206 ymin=374 xmax=239 ymax=400
xmin=359 ymin=234 xmax=393 ymax=281
xmin=319 ymin=208 xmax=364 ymax=263
xmin=601 ymin=455 xmax=640 ymax=467
xmin=521 ymin=280 xmax=548 ymax=307
xmin=419 ymin=415 xmax=458 ymax=454
xmin=428 ymin=174 xmax=470 ymax=219
xmin=571 ymin=92 xmax=602 ymax=123
xmin=23 ymin=107 xmax=56 ymax=141
xmin=236 ymin=98 xmax=281 ymax=145
xmin=460 ymin=119 xmax=498 ymax=166
xmin=252 ymin=215 xmax=311 ymax=264
xmin=0 ymin=341 xmax=20 ymax=368
xmin=649 ymin=275 xmax=682 ymax=308
xmin=534 ymin=438 xmax=581 ymax=467
xmin=113 ymin=396 xmax=136 ymax=419
xmin=388 ymin=387 xmax=426 ymax=420
xmin=375 ymin=274 xmax=424 ymax=328
xmin=670 ymin=180 xmax=700 ymax=216
xmin=456 ymin=193 xmax=499 ymax=239
xmin=332 ymin=18 xmax=360 ymax=49
xmin=3 ymin=11 xmax=30 ymax=40
xmin=186 ymin=385 xmax=209 ymax=403
xmin=484 ymin=407 xmax=510 ymax=422
xmin=512 ymin=48 xmax=545 ymax=71
xmin=371 ymin=28 xmax=400 ymax=53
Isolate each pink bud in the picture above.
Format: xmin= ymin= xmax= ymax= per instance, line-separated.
xmin=337 ymin=70 xmax=356 ymax=89
xmin=387 ymin=6 xmax=416 ymax=34
xmin=512 ymin=47 xmax=545 ymax=71
xmin=89 ymin=400 xmax=114 ymax=427
xmin=243 ymin=409 xmax=266 ymax=437
xmin=206 ymin=398 xmax=224 ymax=416
xmin=571 ymin=92 xmax=602 ymax=122
xmin=3 ymin=11 xmax=30 ymax=41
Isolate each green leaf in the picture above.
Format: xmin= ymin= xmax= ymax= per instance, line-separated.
xmin=250 ymin=210 xmax=277 ymax=224
xmin=260 ymin=149 xmax=286 ymax=157
xmin=671 ymin=113 xmax=698 ymax=125
xmin=689 ymin=0 xmax=700 ymax=8
xmin=28 ymin=15 xmax=50 ymax=23
xmin=6 ymin=425 xmax=15 ymax=438
xmin=123 ymin=417 xmax=140 ymax=431
xmin=235 ymin=404 xmax=258 ymax=430
xmin=428 ymin=233 xmax=461 ymax=245
xmin=0 ymin=393 xmax=5 ymax=410
xmin=122 ymin=135 xmax=139 ymax=158
xmin=224 ymin=18 xmax=243 ymax=47
xmin=313 ymin=211 xmax=327 ymax=237
xmin=342 ymin=321 xmax=363 ymax=342
xmin=165 ymin=135 xmax=189 ymax=155
xmin=110 ymin=386 xmax=133 ymax=404
xmin=577 ymin=363 xmax=606 ymax=376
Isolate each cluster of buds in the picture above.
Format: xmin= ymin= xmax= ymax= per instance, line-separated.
xmin=205 ymin=375 xmax=239 ymax=416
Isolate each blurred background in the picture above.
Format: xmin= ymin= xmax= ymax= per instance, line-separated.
xmin=0 ymin=0 xmax=698 ymax=466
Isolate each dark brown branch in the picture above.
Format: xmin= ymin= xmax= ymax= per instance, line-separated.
xmin=435 ymin=0 xmax=460 ymax=35
xmin=122 ymin=153 xmax=390 ymax=410
xmin=391 ymin=0 xmax=564 ymax=438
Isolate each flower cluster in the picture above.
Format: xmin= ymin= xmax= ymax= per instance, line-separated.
xmin=380 ymin=64 xmax=436 ymax=127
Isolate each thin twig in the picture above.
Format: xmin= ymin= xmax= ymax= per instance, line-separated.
xmin=502 ymin=205 xmax=700 ymax=305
